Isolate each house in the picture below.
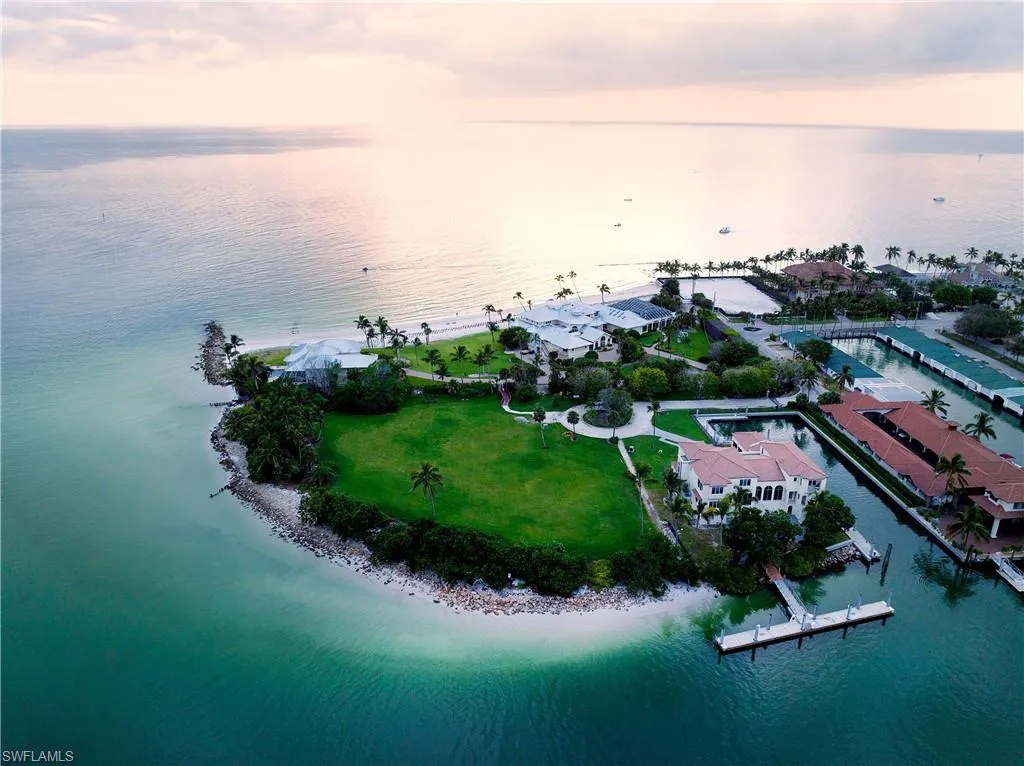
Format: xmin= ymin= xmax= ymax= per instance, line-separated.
xmin=782 ymin=261 xmax=880 ymax=300
xmin=280 ymin=338 xmax=376 ymax=387
xmin=514 ymin=298 xmax=673 ymax=359
xmin=676 ymin=432 xmax=828 ymax=519
xmin=819 ymin=392 xmax=1024 ymax=542
xmin=948 ymin=263 xmax=1004 ymax=287
xmin=874 ymin=264 xmax=915 ymax=280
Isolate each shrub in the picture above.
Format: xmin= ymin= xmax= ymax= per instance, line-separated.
xmin=782 ymin=547 xmax=821 ymax=579
xmin=817 ymin=390 xmax=841 ymax=405
xmin=721 ymin=365 xmax=774 ymax=398
xmin=590 ymin=559 xmax=615 ymax=589
xmin=620 ymin=337 xmax=645 ymax=363
xmin=610 ymin=533 xmax=697 ymax=596
xmin=513 ymin=384 xmax=538 ymax=404
xmin=498 ymin=326 xmax=532 ymax=350
xmin=628 ymin=366 xmax=670 ymax=399
xmin=710 ymin=339 xmax=761 ymax=368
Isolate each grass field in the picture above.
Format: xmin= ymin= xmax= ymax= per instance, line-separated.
xmin=251 ymin=347 xmax=290 ymax=366
xmin=653 ymin=410 xmax=710 ymax=442
xmin=637 ymin=330 xmax=663 ymax=347
xmin=657 ymin=329 xmax=711 ymax=360
xmin=319 ymin=399 xmax=643 ymax=557
xmin=368 ymin=331 xmax=513 ymax=377
xmin=623 ymin=435 xmax=679 ymax=507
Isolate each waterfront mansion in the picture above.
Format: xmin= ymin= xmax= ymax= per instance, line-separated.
xmin=677 ymin=432 xmax=827 ymax=518
xmin=514 ymin=298 xmax=675 ymax=359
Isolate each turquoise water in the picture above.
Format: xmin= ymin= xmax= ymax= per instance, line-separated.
xmin=3 ymin=125 xmax=1023 ymax=764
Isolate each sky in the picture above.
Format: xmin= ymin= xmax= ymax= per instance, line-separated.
xmin=3 ymin=1 xmax=1022 ymax=130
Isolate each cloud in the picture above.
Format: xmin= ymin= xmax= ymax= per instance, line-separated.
xmin=3 ymin=1 xmax=1021 ymax=92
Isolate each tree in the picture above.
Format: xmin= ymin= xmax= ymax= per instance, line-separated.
xmin=434 ymin=361 xmax=450 ymax=381
xmin=798 ymin=363 xmax=819 ymax=394
xmin=963 ymin=412 xmax=996 ymax=441
xmin=833 ymin=364 xmax=855 ymax=390
xmin=723 ymin=506 xmax=801 ymax=567
xmin=355 ymin=315 xmax=372 ymax=346
xmin=482 ymin=304 xmax=497 ymax=324
xmin=920 ymin=389 xmax=949 ymax=416
xmin=567 ymin=270 xmax=581 ymax=299
xmin=662 ymin=466 xmax=682 ymax=498
xmin=513 ymin=291 xmax=525 ymax=308
xmin=498 ymin=326 xmax=532 ymax=350
xmin=412 ymin=336 xmax=423 ymax=359
xmin=1006 ymin=335 xmax=1024 ymax=360
xmin=222 ymin=333 xmax=245 ymax=363
xmin=388 ymin=329 xmax=408 ymax=362
xmin=374 ymin=316 xmax=390 ymax=345
xmin=647 ymin=400 xmax=662 ymax=433
xmin=420 ymin=322 xmax=432 ymax=345
xmin=816 ymin=390 xmax=841 ymax=405
xmin=486 ymin=321 xmax=500 ymax=342
xmin=630 ymin=366 xmax=669 ymax=400
xmin=567 ymin=409 xmax=580 ymax=435
xmin=410 ymin=463 xmax=443 ymax=520
xmin=598 ymin=283 xmax=611 ymax=303
xmin=802 ymin=492 xmax=856 ymax=548
xmin=450 ymin=345 xmax=470 ymax=367
xmin=795 ymin=338 xmax=833 ymax=366
xmin=954 ymin=304 xmax=1023 ymax=339
xmin=225 ymin=354 xmax=271 ymax=399
xmin=946 ymin=504 xmax=990 ymax=552
xmin=935 ymin=452 xmax=971 ymax=498
xmin=533 ymin=406 xmax=548 ymax=447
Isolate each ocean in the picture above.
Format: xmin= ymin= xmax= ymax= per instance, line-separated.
xmin=2 ymin=123 xmax=1023 ymax=765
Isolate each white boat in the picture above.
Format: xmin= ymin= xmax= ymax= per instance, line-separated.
xmin=718 ymin=226 xmax=731 ymax=234
xmin=933 ymin=196 xmax=945 ymax=202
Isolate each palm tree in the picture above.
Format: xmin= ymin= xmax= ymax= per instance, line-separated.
xmin=567 ymin=410 xmax=580 ymax=435
xmin=662 ymin=466 xmax=682 ymax=499
xmin=799 ymin=364 xmax=818 ymax=394
xmin=513 ymin=291 xmax=526 ymax=308
xmin=920 ymin=389 xmax=949 ymax=416
xmin=567 ymin=270 xmax=581 ymax=299
xmin=833 ymin=364 xmax=855 ymax=390
xmin=450 ymin=345 xmax=470 ymax=367
xmin=965 ymin=246 xmax=979 ymax=262
xmin=884 ymin=246 xmax=901 ymax=266
xmin=388 ymin=329 xmax=408 ymax=362
xmin=424 ymin=348 xmax=442 ymax=372
xmin=936 ymin=452 xmax=971 ymax=498
xmin=355 ymin=315 xmax=372 ymax=346
xmin=597 ymin=284 xmax=611 ymax=303
xmin=946 ymin=504 xmax=990 ymax=553
xmin=634 ymin=463 xmax=653 ymax=484
xmin=225 ymin=354 xmax=270 ymax=399
xmin=700 ymin=502 xmax=716 ymax=530
xmin=434 ymin=360 xmax=450 ymax=381
xmin=486 ymin=320 xmax=500 ymax=343
xmin=482 ymin=304 xmax=497 ymax=323
xmin=410 ymin=463 xmax=443 ymax=520
xmin=963 ymin=412 xmax=996 ymax=441
xmin=420 ymin=322 xmax=432 ymax=345
xmin=472 ymin=349 xmax=489 ymax=375
xmin=374 ymin=316 xmax=390 ymax=344
xmin=412 ymin=336 xmax=423 ymax=360
xmin=648 ymin=401 xmax=662 ymax=433
xmin=533 ymin=406 xmax=548 ymax=447
xmin=365 ymin=327 xmax=378 ymax=349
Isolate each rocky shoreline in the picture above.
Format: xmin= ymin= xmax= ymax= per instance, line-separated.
xmin=195 ymin=320 xmax=231 ymax=386
xmin=209 ymin=410 xmax=705 ymax=617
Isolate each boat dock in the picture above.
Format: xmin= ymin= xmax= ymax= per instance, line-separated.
xmin=847 ymin=528 xmax=881 ymax=562
xmin=715 ymin=563 xmax=894 ymax=656
xmin=992 ymin=554 xmax=1024 ymax=593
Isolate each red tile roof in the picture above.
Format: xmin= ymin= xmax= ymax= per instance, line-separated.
xmin=680 ymin=438 xmax=825 ymax=485
xmin=820 ymin=393 xmax=1024 ymax=502
xmin=782 ymin=261 xmax=855 ymax=284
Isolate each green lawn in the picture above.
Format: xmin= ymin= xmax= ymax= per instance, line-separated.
xmin=653 ymin=410 xmax=711 ymax=442
xmin=369 ymin=331 xmax=512 ymax=377
xmin=319 ymin=399 xmax=643 ymax=558
xmin=251 ymin=346 xmax=290 ymax=366
xmin=657 ymin=329 xmax=711 ymax=360
xmin=637 ymin=330 xmax=663 ymax=347
xmin=623 ymin=435 xmax=678 ymax=507
xmin=527 ymin=393 xmax=578 ymax=412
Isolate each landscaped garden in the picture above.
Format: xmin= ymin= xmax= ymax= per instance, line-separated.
xmin=657 ymin=328 xmax=711 ymax=360
xmin=368 ymin=330 xmax=513 ymax=377
xmin=319 ymin=398 xmax=643 ymax=558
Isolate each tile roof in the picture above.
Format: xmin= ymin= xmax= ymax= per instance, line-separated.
xmin=782 ymin=261 xmax=855 ymax=283
xmin=679 ymin=437 xmax=825 ymax=485
xmin=820 ymin=392 xmax=1024 ymax=502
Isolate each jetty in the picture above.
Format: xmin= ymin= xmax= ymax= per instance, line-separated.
xmin=715 ymin=563 xmax=894 ymax=657
xmin=992 ymin=554 xmax=1024 ymax=593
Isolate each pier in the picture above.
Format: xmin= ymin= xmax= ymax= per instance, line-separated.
xmin=992 ymin=554 xmax=1024 ymax=593
xmin=846 ymin=528 xmax=881 ymax=562
xmin=715 ymin=563 xmax=894 ymax=656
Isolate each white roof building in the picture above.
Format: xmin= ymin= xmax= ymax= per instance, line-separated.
xmin=514 ymin=298 xmax=674 ymax=358
xmin=281 ymin=339 xmax=376 ymax=382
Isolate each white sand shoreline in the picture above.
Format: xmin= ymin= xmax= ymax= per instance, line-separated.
xmin=210 ymin=410 xmax=720 ymax=620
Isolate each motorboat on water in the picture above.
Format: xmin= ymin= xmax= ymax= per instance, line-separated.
xmin=933 ymin=196 xmax=945 ymax=202
xmin=718 ymin=226 xmax=731 ymax=234
xmin=613 ymin=222 xmax=622 ymax=227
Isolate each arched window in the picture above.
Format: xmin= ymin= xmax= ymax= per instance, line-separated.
xmin=755 ymin=486 xmax=763 ymax=501
xmin=773 ymin=485 xmax=784 ymax=501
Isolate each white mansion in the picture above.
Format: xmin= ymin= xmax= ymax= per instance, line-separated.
xmin=677 ymin=431 xmax=827 ymax=519
xmin=514 ymin=298 xmax=675 ymax=359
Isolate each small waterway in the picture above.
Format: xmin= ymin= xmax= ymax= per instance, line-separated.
xmin=834 ymin=337 xmax=1024 ymax=460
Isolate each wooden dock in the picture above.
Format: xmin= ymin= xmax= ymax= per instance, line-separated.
xmin=715 ymin=599 xmax=895 ymax=654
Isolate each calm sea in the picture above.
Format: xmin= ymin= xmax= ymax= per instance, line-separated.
xmin=3 ymin=123 xmax=1023 ymax=765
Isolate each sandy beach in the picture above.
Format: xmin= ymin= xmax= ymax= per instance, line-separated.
xmin=244 ymin=279 xmax=663 ymax=354
xmin=210 ymin=410 xmax=719 ymax=620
